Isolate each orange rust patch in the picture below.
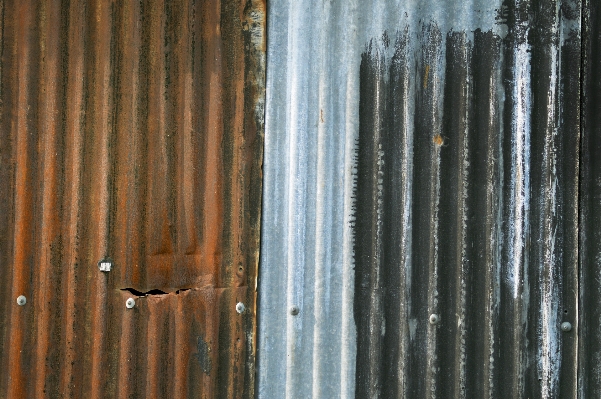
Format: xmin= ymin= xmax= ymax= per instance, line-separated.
xmin=433 ymin=134 xmax=444 ymax=146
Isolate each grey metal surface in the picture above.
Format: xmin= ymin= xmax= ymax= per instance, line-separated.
xmin=259 ymin=0 xmax=584 ymax=398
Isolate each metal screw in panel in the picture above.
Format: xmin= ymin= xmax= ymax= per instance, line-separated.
xmin=290 ymin=306 xmax=299 ymax=316
xmin=236 ymin=302 xmax=245 ymax=314
xmin=429 ymin=314 xmax=440 ymax=325
xmin=126 ymin=298 xmax=135 ymax=309
xmin=16 ymin=295 xmax=26 ymax=306
xmin=561 ymin=322 xmax=572 ymax=332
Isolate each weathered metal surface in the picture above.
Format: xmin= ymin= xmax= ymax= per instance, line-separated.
xmin=0 ymin=0 xmax=265 ymax=398
xmin=258 ymin=0 xmax=584 ymax=398
xmin=579 ymin=0 xmax=601 ymax=397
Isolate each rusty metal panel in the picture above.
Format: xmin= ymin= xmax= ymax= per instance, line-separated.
xmin=0 ymin=0 xmax=265 ymax=398
xmin=259 ymin=0 xmax=584 ymax=398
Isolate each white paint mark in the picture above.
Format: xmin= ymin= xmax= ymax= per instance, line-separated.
xmin=99 ymin=261 xmax=112 ymax=272
xmin=508 ymin=37 xmax=531 ymax=299
xmin=409 ymin=318 xmax=417 ymax=341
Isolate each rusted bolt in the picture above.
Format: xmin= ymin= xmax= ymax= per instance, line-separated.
xmin=16 ymin=295 xmax=26 ymax=306
xmin=126 ymin=298 xmax=135 ymax=309
xmin=561 ymin=322 xmax=572 ymax=332
xmin=98 ymin=259 xmax=112 ymax=272
xmin=290 ymin=306 xmax=299 ymax=316
xmin=236 ymin=302 xmax=245 ymax=314
xmin=429 ymin=314 xmax=440 ymax=325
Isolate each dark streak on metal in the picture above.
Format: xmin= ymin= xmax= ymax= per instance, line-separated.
xmin=195 ymin=336 xmax=212 ymax=375
xmin=354 ymin=40 xmax=386 ymax=399
xmin=579 ymin=0 xmax=601 ymax=396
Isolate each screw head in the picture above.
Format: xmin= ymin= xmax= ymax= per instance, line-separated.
xmin=290 ymin=306 xmax=299 ymax=316
xmin=561 ymin=322 xmax=572 ymax=332
xmin=236 ymin=302 xmax=245 ymax=314
xmin=16 ymin=295 xmax=26 ymax=306
xmin=429 ymin=314 xmax=440 ymax=325
xmin=126 ymin=298 xmax=135 ymax=309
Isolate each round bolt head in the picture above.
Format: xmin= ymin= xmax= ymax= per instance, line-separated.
xmin=236 ymin=302 xmax=245 ymax=314
xmin=561 ymin=322 xmax=572 ymax=332
xmin=290 ymin=306 xmax=299 ymax=316
xmin=16 ymin=295 xmax=26 ymax=306
xmin=429 ymin=314 xmax=440 ymax=325
xmin=126 ymin=298 xmax=136 ymax=309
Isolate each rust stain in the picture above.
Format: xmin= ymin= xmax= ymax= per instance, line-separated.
xmin=34 ymin=0 xmax=63 ymax=397
xmin=0 ymin=0 xmax=265 ymax=398
xmin=7 ymin=2 xmax=35 ymax=398
xmin=423 ymin=64 xmax=430 ymax=89
xmin=433 ymin=134 xmax=444 ymax=146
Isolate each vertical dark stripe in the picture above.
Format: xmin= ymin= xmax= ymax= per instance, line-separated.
xmin=437 ymin=31 xmax=470 ymax=399
xmin=579 ymin=0 xmax=601 ymax=396
xmin=527 ymin=1 xmax=558 ymax=396
xmin=354 ymin=43 xmax=387 ymax=399
xmin=407 ymin=24 xmax=443 ymax=398
xmin=381 ymin=31 xmax=411 ymax=399
xmin=463 ymin=30 xmax=503 ymax=399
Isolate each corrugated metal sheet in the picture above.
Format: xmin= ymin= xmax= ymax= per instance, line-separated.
xmin=0 ymin=0 xmax=265 ymax=398
xmin=579 ymin=0 xmax=601 ymax=396
xmin=258 ymin=0 xmax=586 ymax=397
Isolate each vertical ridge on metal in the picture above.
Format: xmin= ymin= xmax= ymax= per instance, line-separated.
xmin=579 ymin=0 xmax=601 ymax=396
xmin=259 ymin=0 xmax=583 ymax=397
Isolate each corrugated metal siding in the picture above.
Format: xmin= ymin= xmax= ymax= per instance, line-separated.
xmin=259 ymin=0 xmax=585 ymax=397
xmin=579 ymin=0 xmax=601 ymax=396
xmin=0 ymin=0 xmax=265 ymax=398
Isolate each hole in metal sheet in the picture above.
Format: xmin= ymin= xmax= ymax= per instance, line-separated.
xmin=120 ymin=288 xmax=167 ymax=296
xmin=120 ymin=287 xmax=194 ymax=296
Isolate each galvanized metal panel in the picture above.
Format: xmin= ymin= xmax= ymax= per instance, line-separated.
xmin=259 ymin=0 xmax=583 ymax=397
xmin=0 ymin=0 xmax=265 ymax=398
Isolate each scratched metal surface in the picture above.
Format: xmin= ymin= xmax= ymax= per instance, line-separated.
xmin=0 ymin=0 xmax=265 ymax=398
xmin=258 ymin=0 xmax=585 ymax=397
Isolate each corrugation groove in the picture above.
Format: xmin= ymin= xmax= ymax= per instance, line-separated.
xmin=0 ymin=0 xmax=265 ymax=398
xmin=259 ymin=0 xmax=584 ymax=397
xmin=579 ymin=0 xmax=601 ymax=396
